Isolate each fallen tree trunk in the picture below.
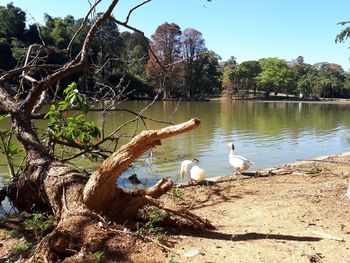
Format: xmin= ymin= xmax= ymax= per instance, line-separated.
xmin=6 ymin=117 xmax=213 ymax=261
xmin=83 ymin=118 xmax=201 ymax=218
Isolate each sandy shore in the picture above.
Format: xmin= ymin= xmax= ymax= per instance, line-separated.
xmin=0 ymin=152 xmax=349 ymax=262
xmin=170 ymin=152 xmax=350 ymax=263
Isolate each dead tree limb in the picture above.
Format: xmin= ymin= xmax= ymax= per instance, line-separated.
xmin=83 ymin=118 xmax=201 ymax=210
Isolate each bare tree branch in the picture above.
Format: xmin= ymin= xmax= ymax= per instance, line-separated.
xmin=124 ymin=0 xmax=151 ymax=24
xmin=50 ymin=138 xmax=111 ymax=160
xmin=0 ymin=64 xmax=61 ymax=82
xmin=67 ymin=0 xmax=103 ymax=59
xmin=19 ymin=0 xmax=121 ymax=118
xmin=21 ymin=62 xmax=88 ymax=117
xmin=79 ymin=0 xmax=120 ymax=63
xmin=110 ymin=17 xmax=167 ymax=73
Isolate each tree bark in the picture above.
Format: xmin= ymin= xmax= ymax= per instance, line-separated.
xmin=83 ymin=118 xmax=200 ymax=215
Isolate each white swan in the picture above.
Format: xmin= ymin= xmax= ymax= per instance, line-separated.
xmin=228 ymin=143 xmax=254 ymax=174
xmin=179 ymin=159 xmax=206 ymax=183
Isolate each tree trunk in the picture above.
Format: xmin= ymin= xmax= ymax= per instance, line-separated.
xmin=6 ymin=117 xmax=213 ymax=260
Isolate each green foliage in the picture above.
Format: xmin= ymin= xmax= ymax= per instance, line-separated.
xmin=0 ymin=115 xmax=22 ymax=177
xmin=7 ymin=229 xmax=19 ymax=238
xmin=90 ymin=251 xmax=105 ymax=262
xmin=134 ymin=206 xmax=169 ymax=241
xmin=256 ymin=57 xmax=294 ymax=96
xmin=21 ymin=212 xmax=55 ymax=241
xmin=4 ymin=255 xmax=17 ymax=263
xmin=13 ymin=241 xmax=31 ymax=255
xmin=120 ymin=31 xmax=149 ymax=78
xmin=167 ymin=187 xmax=184 ymax=203
xmin=0 ymin=3 xmax=26 ymax=40
xmin=45 ymin=82 xmax=101 ymax=148
xmin=5 ymin=241 xmax=32 ymax=262
xmin=310 ymin=163 xmax=323 ymax=175
xmin=168 ymin=255 xmax=177 ymax=263
xmin=336 ymin=21 xmax=350 ymax=46
xmin=227 ymin=60 xmax=261 ymax=97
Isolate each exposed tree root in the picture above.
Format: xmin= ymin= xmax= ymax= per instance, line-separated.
xmin=145 ymin=196 xmax=215 ymax=230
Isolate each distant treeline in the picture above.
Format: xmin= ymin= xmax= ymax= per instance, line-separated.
xmin=1 ymin=3 xmax=350 ymax=99
xmin=222 ymin=56 xmax=350 ymax=99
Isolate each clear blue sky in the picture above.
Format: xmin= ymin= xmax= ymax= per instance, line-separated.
xmin=4 ymin=0 xmax=350 ymax=70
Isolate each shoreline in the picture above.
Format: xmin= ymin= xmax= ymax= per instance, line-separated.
xmin=220 ymin=97 xmax=350 ymax=104
xmin=173 ymin=150 xmax=350 ymax=263
xmin=205 ymin=151 xmax=350 ymax=183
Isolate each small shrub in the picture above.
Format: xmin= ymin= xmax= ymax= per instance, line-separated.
xmin=7 ymin=229 xmax=19 ymax=238
xmin=167 ymin=188 xmax=184 ymax=202
xmin=133 ymin=206 xmax=169 ymax=241
xmin=311 ymin=163 xmax=322 ymax=174
xmin=168 ymin=255 xmax=177 ymax=263
xmin=5 ymin=241 xmax=32 ymax=262
xmin=4 ymin=255 xmax=17 ymax=263
xmin=21 ymin=212 xmax=55 ymax=241
xmin=91 ymin=251 xmax=105 ymax=262
xmin=13 ymin=241 xmax=31 ymax=255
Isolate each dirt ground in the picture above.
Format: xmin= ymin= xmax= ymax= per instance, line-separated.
xmin=0 ymin=153 xmax=349 ymax=262
xmin=169 ymin=152 xmax=350 ymax=263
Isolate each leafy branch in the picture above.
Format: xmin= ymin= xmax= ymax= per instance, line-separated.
xmin=45 ymin=82 xmax=101 ymax=156
xmin=0 ymin=115 xmax=22 ymax=178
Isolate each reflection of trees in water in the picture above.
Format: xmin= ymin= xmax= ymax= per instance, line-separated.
xmin=1 ymin=100 xmax=349 ymax=177
xmin=220 ymin=100 xmax=350 ymax=139
xmin=86 ymin=100 xmax=221 ymax=171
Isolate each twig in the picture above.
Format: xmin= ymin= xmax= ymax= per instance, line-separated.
xmin=108 ymin=227 xmax=179 ymax=255
xmin=67 ymin=0 xmax=103 ymax=59
xmin=124 ymin=0 xmax=151 ymax=24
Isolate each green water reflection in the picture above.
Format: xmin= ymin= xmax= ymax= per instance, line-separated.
xmin=0 ymin=100 xmax=349 ymax=187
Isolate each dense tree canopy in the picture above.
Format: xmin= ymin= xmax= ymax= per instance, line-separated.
xmin=1 ymin=3 xmax=350 ymax=100
xmin=0 ymin=3 xmax=26 ymax=40
xmin=222 ymin=56 xmax=349 ymax=99
xmin=256 ymin=57 xmax=294 ymax=96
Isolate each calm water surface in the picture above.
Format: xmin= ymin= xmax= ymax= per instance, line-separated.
xmin=1 ymin=100 xmax=349 ymax=188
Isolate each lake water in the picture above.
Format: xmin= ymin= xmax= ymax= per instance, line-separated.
xmin=1 ymin=100 xmax=350 ymax=188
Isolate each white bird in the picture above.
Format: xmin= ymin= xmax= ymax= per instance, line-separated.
xmin=179 ymin=159 xmax=206 ymax=183
xmin=228 ymin=143 xmax=254 ymax=174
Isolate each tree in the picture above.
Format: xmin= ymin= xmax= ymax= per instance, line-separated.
xmin=295 ymin=65 xmax=315 ymax=98
xmin=146 ymin=22 xmax=183 ymax=98
xmin=0 ymin=3 xmax=26 ymax=40
xmin=120 ymin=31 xmax=149 ymax=78
xmin=195 ymin=51 xmax=222 ymax=97
xmin=221 ymin=56 xmax=237 ymax=97
xmin=336 ymin=20 xmax=350 ymax=48
xmin=290 ymin=56 xmax=312 ymax=97
xmin=256 ymin=57 xmax=294 ymax=97
xmin=311 ymin=62 xmax=344 ymax=98
xmin=0 ymin=1 xmax=212 ymax=261
xmin=233 ymin=60 xmax=261 ymax=97
xmin=342 ymin=71 xmax=350 ymax=97
xmin=181 ymin=28 xmax=206 ymax=98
